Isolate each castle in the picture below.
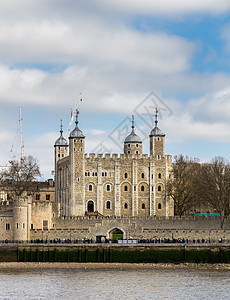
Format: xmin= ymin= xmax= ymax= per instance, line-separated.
xmin=55 ymin=109 xmax=174 ymax=218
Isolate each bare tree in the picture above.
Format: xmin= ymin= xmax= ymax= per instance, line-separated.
xmin=196 ymin=157 xmax=230 ymax=228
xmin=0 ymin=155 xmax=41 ymax=199
xmin=167 ymin=155 xmax=198 ymax=217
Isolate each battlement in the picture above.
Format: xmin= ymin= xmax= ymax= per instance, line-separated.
xmin=84 ymin=152 xmax=153 ymax=162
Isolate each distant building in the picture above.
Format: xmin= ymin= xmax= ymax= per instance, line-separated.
xmin=55 ymin=110 xmax=174 ymax=217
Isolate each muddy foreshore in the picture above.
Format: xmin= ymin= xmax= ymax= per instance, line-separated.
xmin=0 ymin=262 xmax=229 ymax=270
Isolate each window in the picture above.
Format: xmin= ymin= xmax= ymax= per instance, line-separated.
xmin=136 ymin=144 xmax=139 ymax=147
xmin=141 ymin=173 xmax=144 ymax=178
xmin=31 ymin=224 xmax=33 ymax=229
xmin=23 ymin=223 xmax=25 ymax=229
xmin=6 ymin=223 xmax=10 ymax=230
xmin=158 ymin=203 xmax=162 ymax=209
xmin=43 ymin=220 xmax=48 ymax=230
xmin=88 ymin=172 xmax=90 ymax=176
xmin=17 ymin=223 xmax=18 ymax=229
xmin=158 ymin=185 xmax=162 ymax=192
xmin=105 ymin=172 xmax=107 ymax=177
xmin=128 ymin=144 xmax=130 ymax=148
xmin=77 ymin=177 xmax=80 ymax=182
xmin=46 ymin=194 xmax=50 ymax=201
xmin=124 ymin=203 xmax=128 ymax=209
xmin=102 ymin=172 xmax=104 ymax=177
xmin=128 ymin=151 xmax=130 ymax=154
xmin=92 ymin=172 xmax=94 ymax=176
xmin=95 ymin=172 xmax=97 ymax=176
xmin=62 ymin=154 xmax=64 ymax=157
xmin=89 ymin=184 xmax=93 ymax=191
xmin=157 ymin=137 xmax=161 ymax=141
xmin=124 ymin=172 xmax=128 ymax=179
xmin=124 ymin=185 xmax=128 ymax=192
xmin=141 ymin=185 xmax=144 ymax=192
xmin=158 ymin=173 xmax=161 ymax=179
xmin=142 ymin=203 xmax=145 ymax=209
xmin=35 ymin=194 xmax=40 ymax=201
xmin=157 ymin=155 xmax=161 ymax=160
xmin=152 ymin=186 xmax=153 ymax=192
xmin=136 ymin=151 xmax=138 ymax=154
xmin=134 ymin=186 xmax=136 ymax=191
xmin=106 ymin=184 xmax=110 ymax=191
xmin=106 ymin=201 xmax=111 ymax=209
xmin=85 ymin=172 xmax=87 ymax=176
xmin=58 ymin=154 xmax=60 ymax=157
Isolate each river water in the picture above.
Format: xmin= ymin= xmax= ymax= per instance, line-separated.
xmin=0 ymin=264 xmax=229 ymax=299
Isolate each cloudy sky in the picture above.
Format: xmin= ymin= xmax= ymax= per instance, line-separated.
xmin=1 ymin=0 xmax=230 ymax=179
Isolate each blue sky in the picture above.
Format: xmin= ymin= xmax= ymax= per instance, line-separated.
xmin=1 ymin=0 xmax=230 ymax=179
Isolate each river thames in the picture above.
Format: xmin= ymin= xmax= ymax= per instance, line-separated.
xmin=0 ymin=263 xmax=229 ymax=299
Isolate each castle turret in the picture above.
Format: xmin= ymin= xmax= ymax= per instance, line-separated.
xmin=149 ymin=109 xmax=165 ymax=158
xmin=54 ymin=120 xmax=68 ymax=173
xmin=69 ymin=110 xmax=85 ymax=216
xmin=124 ymin=115 xmax=142 ymax=156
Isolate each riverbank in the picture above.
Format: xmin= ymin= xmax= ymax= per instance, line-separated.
xmin=0 ymin=262 xmax=229 ymax=270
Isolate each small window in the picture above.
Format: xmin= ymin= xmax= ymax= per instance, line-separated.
xmin=134 ymin=186 xmax=136 ymax=191
xmin=124 ymin=172 xmax=128 ymax=179
xmin=89 ymin=184 xmax=93 ymax=191
xmin=77 ymin=177 xmax=80 ymax=182
xmin=136 ymin=144 xmax=139 ymax=147
xmin=88 ymin=172 xmax=90 ymax=176
xmin=102 ymin=172 xmax=104 ymax=177
xmin=158 ymin=185 xmax=162 ymax=192
xmin=46 ymin=194 xmax=50 ymax=201
xmin=106 ymin=184 xmax=110 ymax=191
xmin=157 ymin=155 xmax=161 ymax=160
xmin=128 ymin=144 xmax=130 ymax=148
xmin=141 ymin=173 xmax=144 ymax=178
xmin=152 ymin=186 xmax=153 ymax=192
xmin=95 ymin=172 xmax=97 ymax=176
xmin=142 ymin=203 xmax=145 ymax=209
xmin=92 ymin=172 xmax=94 ymax=176
xmin=35 ymin=194 xmax=40 ymax=201
xmin=128 ymin=151 xmax=130 ymax=154
xmin=106 ymin=201 xmax=111 ymax=209
xmin=62 ymin=154 xmax=64 ymax=157
xmin=23 ymin=223 xmax=25 ymax=229
xmin=136 ymin=151 xmax=138 ymax=154
xmin=158 ymin=173 xmax=161 ymax=179
xmin=6 ymin=223 xmax=10 ymax=230
xmin=105 ymin=172 xmax=107 ymax=177
xmin=158 ymin=203 xmax=162 ymax=209
xmin=124 ymin=185 xmax=128 ymax=192
xmin=17 ymin=223 xmax=19 ymax=229
xmin=58 ymin=154 xmax=60 ymax=157
xmin=157 ymin=137 xmax=161 ymax=141
xmin=85 ymin=172 xmax=87 ymax=176
xmin=31 ymin=224 xmax=33 ymax=229
xmin=124 ymin=203 xmax=128 ymax=209
xmin=141 ymin=185 xmax=144 ymax=192
xmin=80 ymin=139 xmax=82 ymax=143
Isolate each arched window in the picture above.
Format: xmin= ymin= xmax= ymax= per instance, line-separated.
xmin=88 ymin=172 xmax=90 ymax=176
xmin=158 ymin=173 xmax=161 ymax=179
xmin=106 ymin=201 xmax=111 ymax=209
xmin=158 ymin=203 xmax=162 ymax=210
xmin=89 ymin=184 xmax=93 ymax=191
xmin=124 ymin=185 xmax=128 ymax=192
xmin=124 ymin=172 xmax=128 ymax=179
xmin=141 ymin=173 xmax=144 ymax=178
xmin=158 ymin=185 xmax=162 ymax=192
xmin=141 ymin=185 xmax=144 ymax=192
xmin=88 ymin=201 xmax=94 ymax=212
xmin=136 ymin=151 xmax=138 ymax=154
xmin=142 ymin=203 xmax=145 ymax=209
xmin=124 ymin=203 xmax=128 ymax=209
xmin=106 ymin=184 xmax=110 ymax=191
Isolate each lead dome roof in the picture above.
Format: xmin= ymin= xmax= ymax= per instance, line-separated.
xmin=124 ymin=116 xmax=142 ymax=143
xmin=69 ymin=111 xmax=85 ymax=138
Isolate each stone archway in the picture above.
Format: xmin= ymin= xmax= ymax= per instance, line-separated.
xmin=109 ymin=228 xmax=123 ymax=240
xmin=87 ymin=200 xmax=94 ymax=212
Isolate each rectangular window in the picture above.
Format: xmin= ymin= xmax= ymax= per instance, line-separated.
xmin=6 ymin=223 xmax=10 ymax=230
xmin=31 ymin=224 xmax=33 ymax=229
xmin=43 ymin=220 xmax=48 ymax=230
xmin=35 ymin=194 xmax=40 ymax=201
xmin=46 ymin=194 xmax=50 ymax=201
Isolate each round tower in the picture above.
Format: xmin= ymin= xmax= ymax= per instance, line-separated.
xmin=124 ymin=115 xmax=142 ymax=156
xmin=149 ymin=109 xmax=165 ymax=158
xmin=13 ymin=197 xmax=31 ymax=242
xmin=69 ymin=110 xmax=85 ymax=216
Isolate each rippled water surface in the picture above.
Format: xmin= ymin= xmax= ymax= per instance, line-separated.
xmin=0 ymin=265 xmax=229 ymax=299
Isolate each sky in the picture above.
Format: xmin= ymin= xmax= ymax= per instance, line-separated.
xmin=1 ymin=0 xmax=230 ymax=180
